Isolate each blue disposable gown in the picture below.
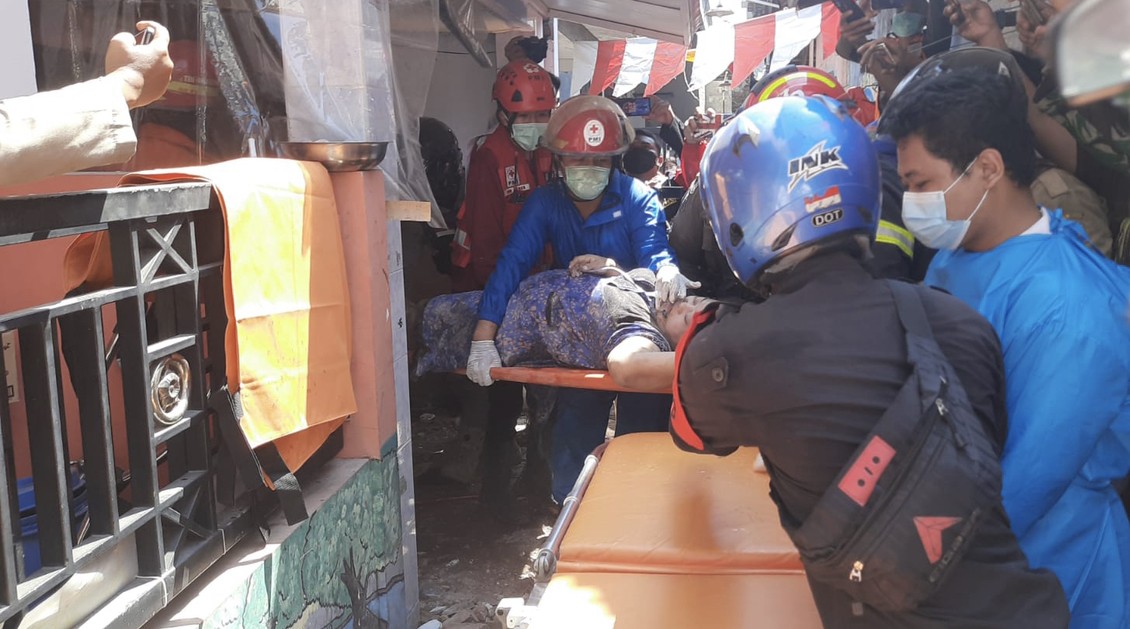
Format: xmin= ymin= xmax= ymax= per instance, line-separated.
xmin=927 ymin=211 xmax=1130 ymax=628
xmin=477 ymin=170 xmax=675 ymax=325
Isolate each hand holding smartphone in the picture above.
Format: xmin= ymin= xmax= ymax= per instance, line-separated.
xmin=1018 ymin=0 xmax=1053 ymax=27
xmin=797 ymin=0 xmax=866 ymax=21
xmin=135 ymin=25 xmax=156 ymax=45
xmin=831 ymin=0 xmax=867 ymax=22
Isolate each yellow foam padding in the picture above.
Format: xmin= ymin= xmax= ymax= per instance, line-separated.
xmin=531 ymin=572 xmax=822 ymax=629
xmin=558 ymin=433 xmax=802 ymax=574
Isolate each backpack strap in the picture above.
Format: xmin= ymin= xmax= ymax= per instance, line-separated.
xmin=886 ymin=279 xmax=935 ymax=344
xmin=791 ymin=282 xmax=947 ymax=547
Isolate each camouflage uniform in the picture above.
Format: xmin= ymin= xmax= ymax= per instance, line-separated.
xmin=1035 ymin=72 xmax=1130 ymax=265
xmin=1036 ymin=74 xmax=1130 ymax=177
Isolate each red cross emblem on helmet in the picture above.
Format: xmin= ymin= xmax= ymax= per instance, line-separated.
xmin=543 ymin=96 xmax=633 ymax=157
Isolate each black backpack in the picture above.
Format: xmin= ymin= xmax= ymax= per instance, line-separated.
xmin=783 ymin=280 xmax=1003 ymax=613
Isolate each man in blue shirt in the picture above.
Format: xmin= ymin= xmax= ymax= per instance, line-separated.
xmin=464 ymin=95 xmax=697 ymax=502
xmin=882 ymin=68 xmax=1130 ymax=628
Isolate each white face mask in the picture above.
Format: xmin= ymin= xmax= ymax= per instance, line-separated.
xmin=510 ymin=123 xmax=547 ymax=152
xmin=902 ymin=160 xmax=990 ymax=251
xmin=564 ymin=166 xmax=610 ymax=201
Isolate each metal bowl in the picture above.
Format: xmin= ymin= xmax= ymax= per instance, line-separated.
xmin=279 ymin=141 xmax=388 ymax=172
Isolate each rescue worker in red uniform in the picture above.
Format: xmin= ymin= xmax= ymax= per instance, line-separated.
xmin=451 ymin=59 xmax=557 ymax=291
xmin=448 ymin=59 xmax=558 ymax=521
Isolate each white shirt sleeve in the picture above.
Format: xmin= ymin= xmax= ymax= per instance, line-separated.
xmin=0 ymin=77 xmax=137 ymax=187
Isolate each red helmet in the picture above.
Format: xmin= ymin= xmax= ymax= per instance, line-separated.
xmin=742 ymin=65 xmax=847 ymax=110
xmin=492 ymin=60 xmax=557 ymax=114
xmin=542 ymin=96 xmax=634 ymax=157
xmin=156 ymin=40 xmax=220 ymax=111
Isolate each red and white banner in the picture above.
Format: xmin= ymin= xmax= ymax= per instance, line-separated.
xmin=768 ymin=5 xmax=823 ymax=72
xmin=821 ymin=3 xmax=841 ymax=59
xmin=646 ymin=42 xmax=691 ymax=97
xmin=613 ymin=38 xmax=658 ymax=96
xmin=575 ymin=38 xmax=690 ymax=97
xmin=568 ymin=5 xmax=838 ymax=99
xmin=688 ymin=23 xmax=735 ymax=91
xmin=731 ymin=5 xmax=825 ymax=86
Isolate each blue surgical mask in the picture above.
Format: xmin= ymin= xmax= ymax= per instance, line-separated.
xmin=564 ymin=166 xmax=610 ymax=201
xmin=902 ymin=160 xmax=990 ymax=251
xmin=511 ymin=123 xmax=547 ymax=152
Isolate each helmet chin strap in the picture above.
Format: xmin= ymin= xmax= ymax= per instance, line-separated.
xmin=497 ymin=104 xmax=517 ymax=129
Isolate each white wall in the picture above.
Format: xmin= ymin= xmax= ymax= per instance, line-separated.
xmin=423 ymin=33 xmax=500 ymax=165
xmin=0 ymin=0 xmax=38 ymax=99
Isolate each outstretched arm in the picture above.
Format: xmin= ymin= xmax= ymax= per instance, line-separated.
xmin=606 ymin=336 xmax=674 ymax=392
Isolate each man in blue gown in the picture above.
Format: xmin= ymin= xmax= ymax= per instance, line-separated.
xmin=882 ymin=68 xmax=1130 ymax=628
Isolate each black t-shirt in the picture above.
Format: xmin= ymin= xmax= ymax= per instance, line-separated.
xmin=600 ymin=269 xmax=669 ymax=353
xmin=675 ymin=252 xmax=1068 ymax=628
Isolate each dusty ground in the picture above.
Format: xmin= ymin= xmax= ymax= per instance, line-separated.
xmin=410 ymin=378 xmax=557 ymax=629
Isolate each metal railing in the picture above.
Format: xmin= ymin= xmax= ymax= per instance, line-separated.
xmin=0 ymin=184 xmax=251 ymax=627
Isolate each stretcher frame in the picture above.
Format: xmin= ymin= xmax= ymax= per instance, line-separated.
xmin=456 ymin=366 xmax=673 ymax=394
xmin=534 ymin=442 xmax=608 ymax=582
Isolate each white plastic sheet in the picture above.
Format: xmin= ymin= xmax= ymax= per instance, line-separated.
xmin=279 ymin=0 xmax=445 ymax=227
xmin=25 ymin=0 xmax=446 ymax=227
xmin=571 ymin=41 xmax=599 ymax=97
xmin=769 ymin=5 xmax=823 ymax=73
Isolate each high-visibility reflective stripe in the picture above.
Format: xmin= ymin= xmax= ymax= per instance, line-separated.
xmin=451 ymin=228 xmax=472 ymax=268
xmin=876 ymin=220 xmax=915 ymax=258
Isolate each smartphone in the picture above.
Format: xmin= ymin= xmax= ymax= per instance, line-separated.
xmin=613 ymin=97 xmax=652 ymax=118
xmin=1017 ymin=0 xmax=1048 ymax=26
xmin=831 ymin=0 xmax=867 ymax=22
xmin=796 ymin=0 xmax=865 ymax=21
xmin=135 ymin=26 xmax=156 ymax=45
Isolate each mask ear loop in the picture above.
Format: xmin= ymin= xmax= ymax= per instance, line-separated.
xmin=945 ymin=156 xmax=980 ymax=194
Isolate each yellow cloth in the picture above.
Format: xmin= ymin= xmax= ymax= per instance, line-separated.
xmin=64 ymin=158 xmax=355 ymax=472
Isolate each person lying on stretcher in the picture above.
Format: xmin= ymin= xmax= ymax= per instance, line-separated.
xmin=414 ymin=255 xmax=715 ymax=392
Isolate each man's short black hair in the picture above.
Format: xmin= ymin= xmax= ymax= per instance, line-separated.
xmin=879 ymin=68 xmax=1037 ymax=186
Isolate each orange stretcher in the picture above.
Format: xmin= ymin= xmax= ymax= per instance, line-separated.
xmin=555 ymin=434 xmax=801 ymax=575
xmin=508 ymin=433 xmax=819 ymax=629
xmin=455 ymin=366 xmax=673 ymax=394
xmin=530 ymin=572 xmax=821 ymax=629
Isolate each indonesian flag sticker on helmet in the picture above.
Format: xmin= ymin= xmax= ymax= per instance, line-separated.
xmin=543 ymin=95 xmax=635 ymax=157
